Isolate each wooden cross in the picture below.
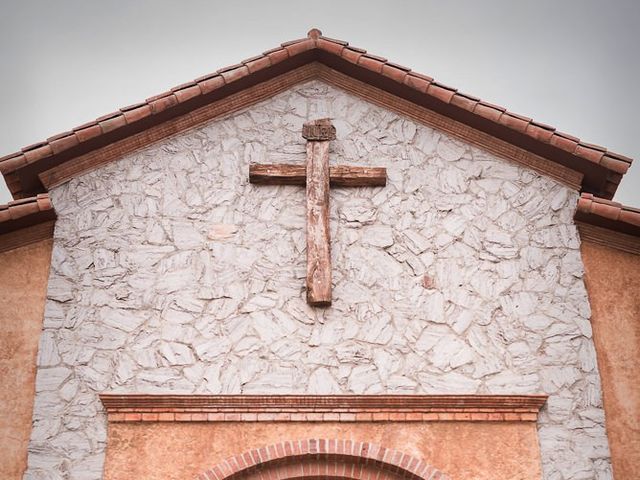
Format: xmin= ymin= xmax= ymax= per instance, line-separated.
xmin=249 ymin=119 xmax=387 ymax=307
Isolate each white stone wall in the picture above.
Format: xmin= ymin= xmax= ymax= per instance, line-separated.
xmin=26 ymin=81 xmax=610 ymax=479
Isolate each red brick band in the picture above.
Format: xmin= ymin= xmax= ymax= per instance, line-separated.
xmin=100 ymin=394 xmax=547 ymax=423
xmin=196 ymin=439 xmax=450 ymax=480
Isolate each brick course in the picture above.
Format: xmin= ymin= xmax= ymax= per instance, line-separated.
xmin=100 ymin=394 xmax=546 ymax=423
xmin=196 ymin=439 xmax=449 ymax=480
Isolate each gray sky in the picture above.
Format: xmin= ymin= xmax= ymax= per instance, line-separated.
xmin=1 ymin=0 xmax=638 ymax=206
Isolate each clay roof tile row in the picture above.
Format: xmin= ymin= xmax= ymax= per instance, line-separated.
xmin=577 ymin=193 xmax=640 ymax=228
xmin=0 ymin=29 xmax=634 ymax=200
xmin=0 ymin=193 xmax=57 ymax=248
xmin=0 ymin=193 xmax=53 ymax=223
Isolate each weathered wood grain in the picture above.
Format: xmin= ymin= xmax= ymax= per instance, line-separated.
xmin=306 ymin=140 xmax=332 ymax=307
xmin=250 ymin=164 xmax=386 ymax=187
xmin=249 ymin=164 xmax=306 ymax=185
xmin=249 ymin=118 xmax=387 ymax=307
xmin=329 ymin=165 xmax=386 ymax=187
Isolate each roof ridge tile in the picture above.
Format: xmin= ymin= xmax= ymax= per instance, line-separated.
xmin=529 ymin=120 xmax=556 ymax=131
xmin=343 ymin=45 xmax=367 ymax=54
xmin=120 ymin=102 xmax=148 ymax=112
xmin=217 ymin=63 xmax=245 ymax=74
xmin=318 ymin=35 xmax=349 ymax=46
xmin=280 ymin=38 xmax=308 ymax=47
xmin=316 ymin=38 xmax=345 ymax=56
xmin=21 ymin=141 xmax=49 ymax=152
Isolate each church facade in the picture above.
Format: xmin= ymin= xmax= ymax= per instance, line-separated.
xmin=1 ymin=30 xmax=638 ymax=480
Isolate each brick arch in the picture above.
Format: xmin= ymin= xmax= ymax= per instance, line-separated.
xmin=196 ymin=439 xmax=450 ymax=480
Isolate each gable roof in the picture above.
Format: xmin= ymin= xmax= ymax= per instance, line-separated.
xmin=0 ymin=28 xmax=633 ymax=200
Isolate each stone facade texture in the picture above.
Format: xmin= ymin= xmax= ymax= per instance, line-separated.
xmin=26 ymin=81 xmax=610 ymax=479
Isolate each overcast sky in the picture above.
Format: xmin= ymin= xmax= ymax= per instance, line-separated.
xmin=1 ymin=0 xmax=638 ymax=206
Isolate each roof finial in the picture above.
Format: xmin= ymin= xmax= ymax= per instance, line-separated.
xmin=307 ymin=28 xmax=322 ymax=39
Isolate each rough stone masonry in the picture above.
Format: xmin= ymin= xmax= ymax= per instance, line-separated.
xmin=26 ymin=80 xmax=610 ymax=479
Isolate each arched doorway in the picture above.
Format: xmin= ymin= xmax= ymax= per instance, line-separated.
xmin=197 ymin=439 xmax=449 ymax=480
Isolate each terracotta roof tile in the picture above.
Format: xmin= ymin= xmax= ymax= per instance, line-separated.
xmin=148 ymin=93 xmax=178 ymax=114
xmin=578 ymin=141 xmax=607 ymax=152
xmin=120 ymin=102 xmax=148 ymax=112
xmin=381 ymin=64 xmax=408 ymax=83
xmin=306 ymin=28 xmax=323 ymax=40
xmin=216 ymin=63 xmax=244 ymax=74
xmin=283 ymin=38 xmax=315 ymax=57
xmin=95 ymin=111 xmax=121 ymax=122
xmin=73 ymin=123 xmax=102 ymax=143
xmin=23 ymin=144 xmax=53 ymax=164
xmin=525 ymin=122 xmax=556 ymax=143
xmin=605 ymin=151 xmax=633 ymax=163
xmin=387 ymin=62 xmax=411 ymax=72
xmin=556 ymin=131 xmax=580 ymax=142
xmin=244 ymin=55 xmax=272 ymax=73
xmin=358 ymin=55 xmax=385 ymax=74
xmin=363 ymin=53 xmax=388 ymax=63
xmin=620 ymin=210 xmax=640 ymax=228
xmin=343 ymin=44 xmax=367 ymax=54
xmin=576 ymin=193 xmax=640 ymax=235
xmin=317 ymin=35 xmax=348 ymax=46
xmin=499 ymin=112 xmax=532 ymax=133
xmin=317 ymin=37 xmax=345 ymax=56
xmin=219 ymin=64 xmax=250 ymax=84
xmin=427 ymin=82 xmax=457 ymax=103
xmin=341 ymin=47 xmax=365 ymax=64
xmin=265 ymin=47 xmax=289 ymax=65
xmin=240 ymin=54 xmax=265 ymax=65
xmin=549 ymin=131 xmax=579 ymax=154
xmin=0 ymin=153 xmax=26 ymax=174
xmin=574 ymin=144 xmax=605 ymax=164
xmin=122 ymin=104 xmax=152 ymax=124
xmin=99 ymin=114 xmax=127 ymax=134
xmin=0 ymin=27 xmax=634 ymax=201
xmin=600 ymin=155 xmax=631 ymax=174
xmin=450 ymin=92 xmax=480 ymax=112
xmin=49 ymin=133 xmax=79 ymax=154
xmin=197 ymin=74 xmax=226 ymax=95
xmin=21 ymin=141 xmax=49 ymax=152
xmin=145 ymin=91 xmax=173 ymax=102
xmin=0 ymin=193 xmax=53 ymax=223
xmin=261 ymin=46 xmax=285 ymax=55
xmin=403 ymin=73 xmax=431 ymax=93
xmin=0 ymin=193 xmax=57 ymax=246
xmin=173 ymin=84 xmax=202 ymax=103
xmin=280 ymin=38 xmax=308 ymax=47
xmin=475 ymin=102 xmax=504 ymax=122
xmin=409 ymin=71 xmax=434 ymax=82
xmin=530 ymin=120 xmax=556 ymax=130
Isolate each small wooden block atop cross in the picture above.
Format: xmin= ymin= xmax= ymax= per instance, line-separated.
xmin=250 ymin=119 xmax=387 ymax=307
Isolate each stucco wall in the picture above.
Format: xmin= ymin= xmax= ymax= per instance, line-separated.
xmin=581 ymin=241 xmax=640 ymax=479
xmin=0 ymin=239 xmax=52 ymax=480
xmin=103 ymin=421 xmax=542 ymax=480
xmin=26 ymin=80 xmax=610 ymax=479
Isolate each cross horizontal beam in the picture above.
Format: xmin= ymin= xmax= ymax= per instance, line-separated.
xmin=249 ymin=163 xmax=386 ymax=187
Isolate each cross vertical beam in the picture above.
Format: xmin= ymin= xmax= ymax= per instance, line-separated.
xmin=303 ymin=120 xmax=334 ymax=306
